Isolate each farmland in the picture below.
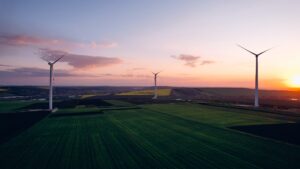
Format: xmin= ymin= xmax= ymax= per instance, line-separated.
xmin=0 ymin=100 xmax=300 ymax=169
xmin=0 ymin=88 xmax=8 ymax=92
xmin=0 ymin=100 xmax=44 ymax=113
xmin=142 ymin=103 xmax=290 ymax=127
xmin=117 ymin=89 xmax=172 ymax=96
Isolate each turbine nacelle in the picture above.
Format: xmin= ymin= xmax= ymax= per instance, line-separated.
xmin=43 ymin=55 xmax=65 ymax=65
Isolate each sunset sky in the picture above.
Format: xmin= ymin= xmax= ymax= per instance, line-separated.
xmin=1 ymin=0 xmax=300 ymax=89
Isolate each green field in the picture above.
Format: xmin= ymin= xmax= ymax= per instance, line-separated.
xmin=0 ymin=100 xmax=44 ymax=113
xmin=104 ymin=100 xmax=135 ymax=107
xmin=0 ymin=101 xmax=300 ymax=169
xmin=142 ymin=103 xmax=289 ymax=127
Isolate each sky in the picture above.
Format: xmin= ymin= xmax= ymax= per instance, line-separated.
xmin=1 ymin=0 xmax=300 ymax=89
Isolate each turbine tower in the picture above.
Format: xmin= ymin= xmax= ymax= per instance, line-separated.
xmin=42 ymin=55 xmax=64 ymax=111
xmin=152 ymin=72 xmax=161 ymax=99
xmin=237 ymin=44 xmax=272 ymax=107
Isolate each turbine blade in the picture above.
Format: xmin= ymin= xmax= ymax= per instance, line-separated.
xmin=152 ymin=71 xmax=162 ymax=76
xmin=53 ymin=55 xmax=64 ymax=64
xmin=237 ymin=44 xmax=257 ymax=56
xmin=41 ymin=57 xmax=50 ymax=63
xmin=155 ymin=71 xmax=163 ymax=75
xmin=257 ymin=47 xmax=273 ymax=56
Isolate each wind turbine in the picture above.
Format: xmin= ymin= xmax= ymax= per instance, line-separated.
xmin=152 ymin=72 xmax=161 ymax=99
xmin=237 ymin=44 xmax=272 ymax=107
xmin=42 ymin=55 xmax=64 ymax=111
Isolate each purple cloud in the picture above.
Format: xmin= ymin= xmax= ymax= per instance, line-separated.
xmin=0 ymin=35 xmax=65 ymax=47
xmin=0 ymin=64 xmax=12 ymax=67
xmin=171 ymin=54 xmax=215 ymax=67
xmin=171 ymin=54 xmax=200 ymax=67
xmin=90 ymin=41 xmax=118 ymax=48
xmin=200 ymin=60 xmax=215 ymax=65
xmin=0 ymin=34 xmax=118 ymax=49
xmin=0 ymin=67 xmax=73 ymax=78
xmin=39 ymin=48 xmax=122 ymax=69
xmin=129 ymin=67 xmax=147 ymax=71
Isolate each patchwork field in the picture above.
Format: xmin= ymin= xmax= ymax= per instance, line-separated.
xmin=0 ymin=100 xmax=300 ymax=169
xmin=117 ymin=89 xmax=172 ymax=96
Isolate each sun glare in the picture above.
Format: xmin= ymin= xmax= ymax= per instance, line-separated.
xmin=287 ymin=76 xmax=300 ymax=88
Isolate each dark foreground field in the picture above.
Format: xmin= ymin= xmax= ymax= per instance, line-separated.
xmin=0 ymin=100 xmax=300 ymax=169
xmin=231 ymin=123 xmax=300 ymax=145
xmin=0 ymin=111 xmax=49 ymax=144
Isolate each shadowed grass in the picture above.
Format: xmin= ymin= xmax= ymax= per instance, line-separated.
xmin=105 ymin=100 xmax=135 ymax=107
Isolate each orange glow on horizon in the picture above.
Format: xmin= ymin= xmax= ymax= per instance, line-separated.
xmin=286 ymin=75 xmax=300 ymax=89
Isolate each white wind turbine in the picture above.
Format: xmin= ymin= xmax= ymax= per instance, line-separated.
xmin=237 ymin=44 xmax=272 ymax=107
xmin=42 ymin=55 xmax=64 ymax=111
xmin=152 ymin=72 xmax=161 ymax=99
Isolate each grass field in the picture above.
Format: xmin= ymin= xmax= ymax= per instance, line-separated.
xmin=0 ymin=100 xmax=44 ymax=113
xmin=142 ymin=103 xmax=290 ymax=127
xmin=56 ymin=107 xmax=102 ymax=113
xmin=117 ymin=89 xmax=172 ymax=96
xmin=0 ymin=101 xmax=300 ymax=169
xmin=53 ymin=105 xmax=139 ymax=117
xmin=104 ymin=100 xmax=135 ymax=107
